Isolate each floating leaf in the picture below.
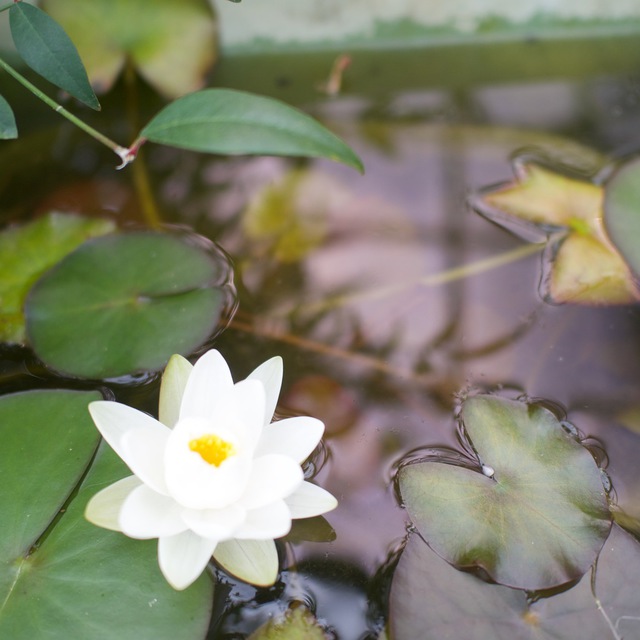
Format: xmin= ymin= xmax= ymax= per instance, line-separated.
xmin=41 ymin=0 xmax=216 ymax=98
xmin=473 ymin=159 xmax=639 ymax=305
xmin=138 ymin=89 xmax=364 ymax=173
xmin=389 ymin=525 xmax=640 ymax=640
xmin=0 ymin=393 xmax=213 ymax=640
xmin=604 ymin=156 xmax=640 ymax=278
xmin=0 ymin=94 xmax=17 ymax=139
xmin=248 ymin=606 xmax=328 ymax=640
xmin=0 ymin=211 xmax=115 ymax=344
xmin=398 ymin=394 xmax=611 ymax=590
xmin=26 ymin=230 xmax=231 ymax=379
xmin=9 ymin=2 xmax=99 ymax=110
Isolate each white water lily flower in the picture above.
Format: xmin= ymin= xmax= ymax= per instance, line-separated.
xmin=85 ymin=349 xmax=337 ymax=590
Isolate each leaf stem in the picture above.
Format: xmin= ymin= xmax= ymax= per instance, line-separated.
xmin=0 ymin=55 xmax=132 ymax=166
xmin=0 ymin=2 xmax=15 ymax=13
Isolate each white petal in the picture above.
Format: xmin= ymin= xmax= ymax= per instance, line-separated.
xmin=181 ymin=505 xmax=246 ymax=539
xmin=214 ymin=539 xmax=278 ymax=587
xmin=84 ymin=475 xmax=141 ymax=531
xmin=247 ymin=356 xmax=283 ymax=426
xmin=255 ymin=417 xmax=324 ymax=463
xmin=159 ymin=354 xmax=193 ymax=428
xmin=119 ymin=484 xmax=187 ymax=539
xmin=158 ymin=530 xmax=217 ymax=591
xmin=239 ymin=454 xmax=303 ymax=510
xmin=285 ymin=481 xmax=338 ymax=519
xmin=89 ymin=401 xmax=169 ymax=469
xmin=121 ymin=426 xmax=170 ymax=495
xmin=233 ymin=379 xmax=266 ymax=448
xmin=233 ymin=500 xmax=292 ymax=540
xmin=180 ymin=350 xmax=234 ymax=421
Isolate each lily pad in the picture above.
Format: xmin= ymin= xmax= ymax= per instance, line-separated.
xmin=0 ymin=390 xmax=213 ymax=639
xmin=9 ymin=2 xmax=99 ymax=110
xmin=25 ymin=230 xmax=230 ymax=379
xmin=248 ymin=606 xmax=328 ymax=640
xmin=41 ymin=0 xmax=217 ymax=98
xmin=138 ymin=89 xmax=364 ymax=173
xmin=0 ymin=211 xmax=115 ymax=344
xmin=389 ymin=525 xmax=640 ymax=640
xmin=473 ymin=159 xmax=639 ymax=305
xmin=398 ymin=394 xmax=611 ymax=590
xmin=604 ymin=156 xmax=640 ymax=278
xmin=0 ymin=93 xmax=17 ymax=139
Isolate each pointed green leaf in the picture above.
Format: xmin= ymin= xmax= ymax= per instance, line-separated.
xmin=399 ymin=395 xmax=612 ymax=590
xmin=139 ymin=89 xmax=364 ymax=172
xmin=0 ymin=94 xmax=17 ymax=139
xmin=9 ymin=2 xmax=100 ymax=110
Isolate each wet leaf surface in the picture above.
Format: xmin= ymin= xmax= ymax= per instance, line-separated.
xmin=474 ymin=160 xmax=639 ymax=304
xmin=248 ymin=606 xmax=328 ymax=640
xmin=139 ymin=89 xmax=364 ymax=173
xmin=0 ymin=212 xmax=115 ymax=344
xmin=389 ymin=524 xmax=640 ymax=640
xmin=398 ymin=394 xmax=611 ymax=590
xmin=41 ymin=0 xmax=216 ymax=98
xmin=9 ymin=2 xmax=99 ymax=110
xmin=25 ymin=230 xmax=230 ymax=379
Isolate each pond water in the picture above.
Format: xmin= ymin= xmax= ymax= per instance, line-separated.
xmin=3 ymin=72 xmax=640 ymax=639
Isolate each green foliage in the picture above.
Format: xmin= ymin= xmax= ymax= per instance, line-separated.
xmin=390 ymin=525 xmax=640 ymax=640
xmin=398 ymin=394 xmax=611 ymax=590
xmin=0 ymin=390 xmax=213 ymax=639
xmin=0 ymin=212 xmax=115 ymax=344
xmin=248 ymin=606 xmax=328 ymax=640
xmin=26 ymin=231 xmax=229 ymax=379
xmin=139 ymin=89 xmax=364 ymax=172
xmin=9 ymin=2 xmax=99 ymax=110
xmin=0 ymin=93 xmax=17 ymax=139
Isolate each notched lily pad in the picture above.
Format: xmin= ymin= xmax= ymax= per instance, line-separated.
xmin=389 ymin=524 xmax=640 ymax=640
xmin=41 ymin=0 xmax=217 ymax=98
xmin=25 ymin=230 xmax=233 ymax=379
xmin=472 ymin=158 xmax=639 ymax=305
xmin=398 ymin=394 xmax=611 ymax=590
xmin=0 ymin=211 xmax=115 ymax=344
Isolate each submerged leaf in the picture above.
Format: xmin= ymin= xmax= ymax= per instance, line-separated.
xmin=9 ymin=2 xmax=99 ymax=110
xmin=41 ymin=0 xmax=217 ymax=98
xmin=398 ymin=394 xmax=611 ymax=590
xmin=0 ymin=212 xmax=115 ymax=344
xmin=248 ymin=606 xmax=328 ymax=640
xmin=139 ymin=89 xmax=364 ymax=172
xmin=0 ymin=94 xmax=17 ymax=139
xmin=25 ymin=230 xmax=232 ymax=379
xmin=389 ymin=525 xmax=640 ymax=640
xmin=473 ymin=159 xmax=639 ymax=305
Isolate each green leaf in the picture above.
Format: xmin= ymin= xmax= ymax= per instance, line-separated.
xmin=248 ymin=606 xmax=328 ymax=640
xmin=604 ymin=156 xmax=640 ymax=277
xmin=0 ymin=93 xmax=17 ymax=139
xmin=0 ymin=212 xmax=116 ymax=344
xmin=139 ymin=89 xmax=364 ymax=173
xmin=25 ymin=230 xmax=230 ymax=379
xmin=41 ymin=0 xmax=217 ymax=99
xmin=0 ymin=430 xmax=214 ymax=639
xmin=389 ymin=525 xmax=640 ymax=640
xmin=398 ymin=394 xmax=611 ymax=590
xmin=9 ymin=2 xmax=100 ymax=110
xmin=0 ymin=390 xmax=101 ymax=565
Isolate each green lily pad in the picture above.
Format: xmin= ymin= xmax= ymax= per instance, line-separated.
xmin=389 ymin=525 xmax=640 ymax=640
xmin=0 ymin=212 xmax=115 ymax=344
xmin=9 ymin=2 xmax=99 ymax=110
xmin=604 ymin=156 xmax=640 ymax=278
xmin=248 ymin=606 xmax=328 ymax=640
xmin=41 ymin=0 xmax=217 ymax=98
xmin=474 ymin=159 xmax=639 ymax=305
xmin=0 ymin=93 xmax=17 ymax=139
xmin=138 ymin=89 xmax=364 ymax=173
xmin=398 ymin=394 xmax=612 ymax=590
xmin=25 ymin=230 xmax=229 ymax=379
xmin=0 ymin=390 xmax=213 ymax=639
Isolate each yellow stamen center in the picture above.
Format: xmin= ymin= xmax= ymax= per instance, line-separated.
xmin=188 ymin=434 xmax=236 ymax=466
